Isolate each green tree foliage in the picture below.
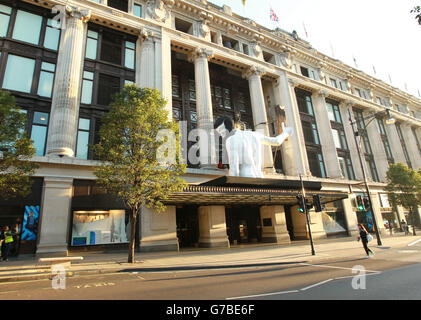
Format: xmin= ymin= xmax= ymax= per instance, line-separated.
xmin=94 ymin=85 xmax=187 ymax=263
xmin=385 ymin=163 xmax=421 ymax=235
xmin=0 ymin=90 xmax=37 ymax=199
xmin=411 ymin=6 xmax=421 ymax=25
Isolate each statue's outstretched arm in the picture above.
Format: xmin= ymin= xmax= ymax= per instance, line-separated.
xmin=262 ymin=123 xmax=293 ymax=146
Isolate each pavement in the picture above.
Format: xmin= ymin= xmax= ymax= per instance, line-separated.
xmin=0 ymin=232 xmax=420 ymax=283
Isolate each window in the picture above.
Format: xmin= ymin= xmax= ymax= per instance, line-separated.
xmin=97 ymin=73 xmax=120 ymax=106
xmin=172 ymin=75 xmax=180 ymax=98
xmin=12 ymin=10 xmax=42 ymax=45
xmin=85 ymin=30 xmax=98 ymax=60
xmin=189 ymin=79 xmax=196 ymax=101
xmin=376 ymin=118 xmax=394 ymax=164
xmin=330 ymin=78 xmax=338 ymax=88
xmin=395 ymin=123 xmax=412 ymax=169
xmin=44 ymin=19 xmax=61 ymax=51
xmin=412 ymin=127 xmax=421 ymax=157
xmin=354 ymin=108 xmax=379 ymax=181
xmin=81 ymin=71 xmax=94 ymax=104
xmin=124 ymin=41 xmax=135 ymax=69
xmin=300 ymin=66 xmax=309 ymax=78
xmin=107 ymin=0 xmax=128 ymax=12
xmin=100 ymin=31 xmax=122 ymax=65
xmin=76 ymin=118 xmax=90 ymax=159
xmin=133 ymin=4 xmax=142 ymax=17
xmin=37 ymin=62 xmax=55 ymax=98
xmin=296 ymin=90 xmax=314 ymax=115
xmin=0 ymin=4 xmax=11 ymax=37
xmin=30 ymin=111 xmax=49 ymax=156
xmin=338 ymin=157 xmax=354 ymax=180
xmin=326 ymin=102 xmax=342 ymax=123
xmin=3 ymin=54 xmax=36 ymax=93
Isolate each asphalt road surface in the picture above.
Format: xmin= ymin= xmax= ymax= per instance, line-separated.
xmin=1 ymin=241 xmax=421 ymax=302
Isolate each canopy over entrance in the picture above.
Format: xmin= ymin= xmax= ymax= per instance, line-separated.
xmin=164 ymin=176 xmax=348 ymax=206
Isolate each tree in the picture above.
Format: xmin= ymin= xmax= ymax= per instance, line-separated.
xmin=94 ymin=85 xmax=187 ymax=263
xmin=0 ymin=90 xmax=37 ymax=199
xmin=411 ymin=6 xmax=421 ymax=25
xmin=385 ymin=163 xmax=421 ymax=236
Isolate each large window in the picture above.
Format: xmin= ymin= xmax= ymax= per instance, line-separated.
xmin=327 ymin=100 xmax=354 ymax=180
xmin=376 ymin=118 xmax=394 ymax=164
xmin=295 ymin=88 xmax=326 ymax=178
xmin=80 ymin=24 xmax=136 ymax=160
xmin=412 ymin=127 xmax=421 ymax=157
xmin=0 ymin=4 xmax=11 ymax=37
xmin=353 ymin=108 xmax=379 ymax=182
xmin=37 ymin=62 xmax=56 ymax=98
xmin=76 ymin=118 xmax=90 ymax=159
xmin=3 ymin=54 xmax=35 ymax=93
xmin=30 ymin=111 xmax=49 ymax=156
xmin=12 ymin=10 xmax=42 ymax=45
xmin=395 ymin=123 xmax=412 ymax=169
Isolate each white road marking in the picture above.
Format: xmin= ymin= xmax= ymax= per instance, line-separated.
xmin=408 ymin=239 xmax=421 ymax=247
xmin=226 ymin=290 xmax=299 ymax=300
xmin=300 ymin=279 xmax=333 ymax=291
xmin=225 ymin=262 xmax=383 ymax=300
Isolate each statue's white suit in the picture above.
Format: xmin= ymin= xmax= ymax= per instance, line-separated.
xmin=215 ymin=119 xmax=293 ymax=178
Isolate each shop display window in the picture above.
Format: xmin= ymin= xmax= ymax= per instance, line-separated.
xmin=71 ymin=210 xmax=129 ymax=246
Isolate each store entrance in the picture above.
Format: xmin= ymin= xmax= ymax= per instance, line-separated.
xmin=176 ymin=206 xmax=199 ymax=248
xmin=225 ymin=206 xmax=262 ymax=245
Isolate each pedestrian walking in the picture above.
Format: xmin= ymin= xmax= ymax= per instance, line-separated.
xmin=389 ymin=221 xmax=393 ymax=236
xmin=357 ymin=224 xmax=374 ymax=258
xmin=401 ymin=219 xmax=408 ymax=235
xmin=0 ymin=226 xmax=14 ymax=262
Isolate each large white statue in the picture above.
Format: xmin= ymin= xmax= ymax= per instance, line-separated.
xmin=215 ymin=116 xmax=293 ymax=178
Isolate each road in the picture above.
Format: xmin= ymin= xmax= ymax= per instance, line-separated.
xmin=1 ymin=241 xmax=420 ymax=303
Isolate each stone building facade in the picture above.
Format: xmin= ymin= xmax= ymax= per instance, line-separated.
xmin=0 ymin=0 xmax=420 ymax=256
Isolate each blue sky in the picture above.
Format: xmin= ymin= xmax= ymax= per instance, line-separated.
xmin=209 ymin=0 xmax=421 ymax=98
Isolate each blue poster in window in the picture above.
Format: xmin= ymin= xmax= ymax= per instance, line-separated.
xmin=21 ymin=205 xmax=39 ymax=241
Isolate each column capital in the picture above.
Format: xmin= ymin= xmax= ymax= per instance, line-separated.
xmin=287 ymin=78 xmax=298 ymax=88
xmin=317 ymin=89 xmax=329 ymax=98
xmin=139 ymin=28 xmax=156 ymax=41
xmin=189 ymin=47 xmax=214 ymax=62
xmin=243 ymin=65 xmax=265 ymax=80
xmin=64 ymin=5 xmax=91 ymax=23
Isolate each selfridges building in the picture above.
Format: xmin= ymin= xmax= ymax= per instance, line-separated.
xmin=0 ymin=0 xmax=420 ymax=256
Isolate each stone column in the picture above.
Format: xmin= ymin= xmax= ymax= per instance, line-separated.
xmin=46 ymin=6 xmax=90 ymax=157
xmin=271 ymin=73 xmax=308 ymax=176
xmin=243 ymin=66 xmax=274 ymax=172
xmin=139 ymin=206 xmax=179 ymax=252
xmin=385 ymin=123 xmax=406 ymax=165
xmin=36 ymin=177 xmax=73 ymax=256
xmin=342 ymin=197 xmax=359 ymax=237
xmin=364 ymin=113 xmax=389 ymax=182
xmin=190 ymin=47 xmax=216 ymax=168
xmin=136 ymin=29 xmax=155 ymax=89
xmin=198 ymin=206 xmax=230 ymax=248
xmin=340 ymin=102 xmax=363 ymax=180
xmin=312 ymin=91 xmax=342 ymax=179
xmin=260 ymin=206 xmax=290 ymax=244
xmin=401 ymin=124 xmax=421 ymax=169
xmin=369 ymin=192 xmax=386 ymax=235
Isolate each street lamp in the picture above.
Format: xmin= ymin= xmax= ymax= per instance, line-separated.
xmin=348 ymin=107 xmax=395 ymax=246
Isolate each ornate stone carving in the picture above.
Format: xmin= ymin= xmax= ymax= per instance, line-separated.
xmin=199 ymin=20 xmax=210 ymax=38
xmin=65 ymin=5 xmax=91 ymax=22
xmin=250 ymin=41 xmax=262 ymax=57
xmin=189 ymin=47 xmax=213 ymax=62
xmin=243 ymin=65 xmax=265 ymax=80
xmin=145 ymin=0 xmax=173 ymax=23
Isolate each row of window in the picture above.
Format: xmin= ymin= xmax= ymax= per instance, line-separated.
xmin=18 ymin=110 xmax=89 ymax=159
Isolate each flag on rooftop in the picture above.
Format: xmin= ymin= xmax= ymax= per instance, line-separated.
xmin=302 ymin=22 xmax=308 ymax=38
xmin=352 ymin=56 xmax=358 ymax=68
xmin=242 ymin=0 xmax=246 ymax=6
xmin=270 ymin=7 xmax=279 ymax=22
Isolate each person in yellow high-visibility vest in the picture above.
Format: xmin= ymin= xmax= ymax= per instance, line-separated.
xmin=1 ymin=226 xmax=14 ymax=262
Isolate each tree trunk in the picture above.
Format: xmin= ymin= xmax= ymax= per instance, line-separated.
xmin=128 ymin=206 xmax=138 ymax=263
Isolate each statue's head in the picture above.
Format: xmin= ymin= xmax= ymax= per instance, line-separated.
xmin=214 ymin=116 xmax=234 ymax=138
